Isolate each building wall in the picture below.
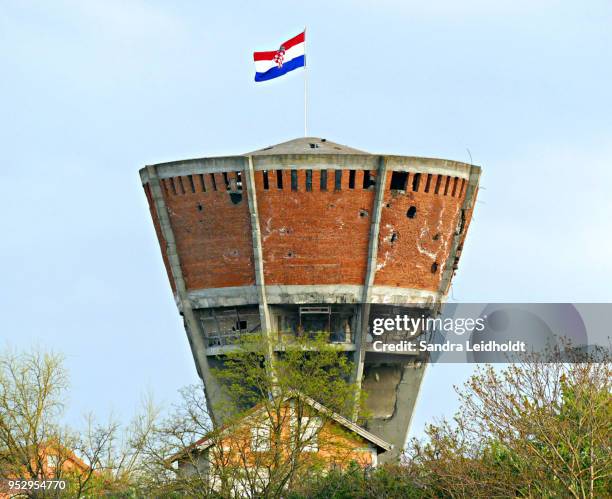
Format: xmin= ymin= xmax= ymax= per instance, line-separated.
xmin=144 ymin=161 xmax=474 ymax=297
xmin=155 ymin=171 xmax=255 ymax=290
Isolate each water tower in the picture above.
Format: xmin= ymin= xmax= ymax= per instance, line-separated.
xmin=140 ymin=137 xmax=481 ymax=460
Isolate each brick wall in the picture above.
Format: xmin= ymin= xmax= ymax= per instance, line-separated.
xmin=156 ymin=171 xmax=256 ymax=290
xmin=144 ymin=165 xmax=476 ymax=296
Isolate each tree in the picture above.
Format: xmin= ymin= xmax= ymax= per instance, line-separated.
xmin=140 ymin=333 xmax=369 ymax=498
xmin=405 ymin=347 xmax=612 ymax=498
xmin=0 ymin=347 xmax=155 ymax=497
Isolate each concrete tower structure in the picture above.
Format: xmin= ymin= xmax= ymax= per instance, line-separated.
xmin=140 ymin=137 xmax=481 ymax=460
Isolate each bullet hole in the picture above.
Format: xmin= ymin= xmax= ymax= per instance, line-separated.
xmin=287 ymin=251 xmax=294 ymax=258
xmin=431 ymin=262 xmax=439 ymax=273
xmin=407 ymin=206 xmax=417 ymax=218
xmin=390 ymin=232 xmax=398 ymax=243
xmin=432 ymin=233 xmax=440 ymax=241
xmin=386 ymin=203 xmax=392 ymax=208
xmin=359 ymin=209 xmax=369 ymax=218
xmin=197 ymin=203 xmax=203 ymax=212
xmin=229 ymin=192 xmax=243 ymax=204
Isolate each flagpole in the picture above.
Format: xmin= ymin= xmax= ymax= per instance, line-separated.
xmin=304 ymin=26 xmax=307 ymax=137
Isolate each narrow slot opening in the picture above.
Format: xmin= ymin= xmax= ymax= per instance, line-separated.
xmin=291 ymin=170 xmax=298 ymax=191
xmin=451 ymin=177 xmax=459 ymax=197
xmin=235 ymin=171 xmax=243 ymax=191
xmin=334 ymin=170 xmax=342 ymax=190
xmin=320 ymin=170 xmax=328 ymax=191
xmin=169 ymin=177 xmax=178 ymax=195
xmin=363 ymin=170 xmax=371 ymax=189
xmin=444 ymin=176 xmax=450 ymax=196
xmin=306 ymin=170 xmax=312 ymax=192
xmin=177 ymin=176 xmax=186 ymax=194
xmin=349 ymin=170 xmax=356 ymax=189
xmin=276 ymin=170 xmax=283 ymax=189
xmin=459 ymin=178 xmax=466 ymax=197
xmin=210 ymin=173 xmax=217 ymax=191
xmin=424 ymin=174 xmax=432 ymax=193
xmin=390 ymin=171 xmax=408 ymax=190
xmin=222 ymin=172 xmax=230 ymax=190
xmin=199 ymin=174 xmax=206 ymax=192
xmin=434 ymin=175 xmax=442 ymax=194
xmin=188 ymin=175 xmax=196 ymax=193
xmin=263 ymin=170 xmax=269 ymax=190
xmin=412 ymin=173 xmax=421 ymax=192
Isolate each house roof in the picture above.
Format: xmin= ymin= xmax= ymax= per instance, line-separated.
xmin=169 ymin=391 xmax=393 ymax=463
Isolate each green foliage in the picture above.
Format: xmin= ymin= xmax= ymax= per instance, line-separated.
xmin=287 ymin=462 xmax=422 ymax=499
xmin=212 ymin=333 xmax=364 ymax=419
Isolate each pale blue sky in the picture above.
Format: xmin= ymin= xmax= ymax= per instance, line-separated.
xmin=1 ymin=0 xmax=611 ymax=440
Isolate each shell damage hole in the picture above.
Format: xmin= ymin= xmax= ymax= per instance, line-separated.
xmin=390 ymin=171 xmax=408 ymax=190
xmin=359 ymin=209 xmax=369 ymax=218
xmin=390 ymin=232 xmax=398 ymax=243
xmin=406 ymin=206 xmax=417 ymax=218
xmin=431 ymin=262 xmax=439 ymax=273
xmin=432 ymin=233 xmax=440 ymax=241
xmin=287 ymin=251 xmax=294 ymax=258
xmin=229 ymin=192 xmax=243 ymax=204
xmin=197 ymin=203 xmax=203 ymax=212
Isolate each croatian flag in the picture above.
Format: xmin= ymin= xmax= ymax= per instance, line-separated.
xmin=253 ymin=31 xmax=305 ymax=82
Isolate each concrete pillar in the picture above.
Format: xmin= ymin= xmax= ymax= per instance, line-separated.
xmin=352 ymin=156 xmax=388 ymax=419
xmin=144 ymin=165 xmax=226 ymax=424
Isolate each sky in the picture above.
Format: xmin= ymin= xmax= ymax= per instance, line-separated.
xmin=1 ymin=0 xmax=611 ymax=441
